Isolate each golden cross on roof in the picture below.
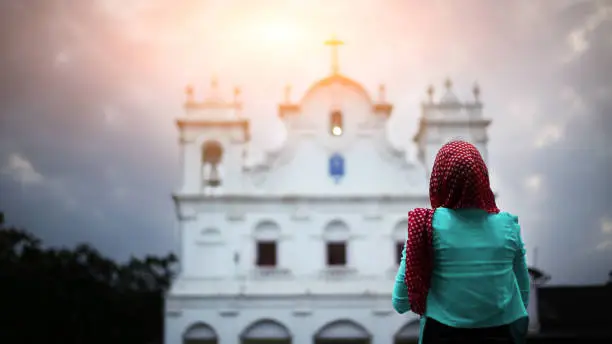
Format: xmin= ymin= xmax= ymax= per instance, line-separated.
xmin=324 ymin=35 xmax=344 ymax=75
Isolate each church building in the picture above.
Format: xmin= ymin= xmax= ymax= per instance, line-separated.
xmin=164 ymin=38 xmax=493 ymax=344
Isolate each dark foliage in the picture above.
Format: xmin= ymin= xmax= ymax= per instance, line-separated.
xmin=0 ymin=212 xmax=177 ymax=344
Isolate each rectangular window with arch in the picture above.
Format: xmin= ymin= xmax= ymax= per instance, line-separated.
xmin=256 ymin=241 xmax=277 ymax=267
xmin=326 ymin=241 xmax=347 ymax=266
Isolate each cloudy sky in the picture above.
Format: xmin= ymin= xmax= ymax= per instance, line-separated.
xmin=0 ymin=0 xmax=611 ymax=285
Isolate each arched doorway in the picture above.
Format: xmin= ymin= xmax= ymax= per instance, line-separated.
xmin=314 ymin=319 xmax=370 ymax=344
xmin=240 ymin=319 xmax=292 ymax=344
xmin=394 ymin=320 xmax=420 ymax=344
xmin=183 ymin=322 xmax=218 ymax=344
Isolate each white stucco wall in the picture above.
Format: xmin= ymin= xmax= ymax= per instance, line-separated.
xmin=174 ymin=197 xmax=426 ymax=281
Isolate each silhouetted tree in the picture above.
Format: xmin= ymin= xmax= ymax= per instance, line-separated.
xmin=0 ymin=212 xmax=177 ymax=344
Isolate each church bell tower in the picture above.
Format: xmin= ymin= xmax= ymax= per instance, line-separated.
xmin=413 ymin=79 xmax=492 ymax=178
xmin=176 ymin=78 xmax=249 ymax=196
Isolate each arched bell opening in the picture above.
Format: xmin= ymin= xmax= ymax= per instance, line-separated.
xmin=201 ymin=140 xmax=224 ymax=189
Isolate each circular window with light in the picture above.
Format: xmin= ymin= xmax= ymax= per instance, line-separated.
xmin=330 ymin=110 xmax=343 ymax=136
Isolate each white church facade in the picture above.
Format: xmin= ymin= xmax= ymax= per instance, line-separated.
xmin=164 ymin=39 xmax=500 ymax=344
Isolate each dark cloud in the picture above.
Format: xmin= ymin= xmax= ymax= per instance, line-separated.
xmin=493 ymin=1 xmax=612 ymax=283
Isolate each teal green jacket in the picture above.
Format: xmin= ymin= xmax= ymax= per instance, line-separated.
xmin=392 ymin=208 xmax=530 ymax=342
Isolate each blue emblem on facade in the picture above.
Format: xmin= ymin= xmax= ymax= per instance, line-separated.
xmin=329 ymin=153 xmax=345 ymax=183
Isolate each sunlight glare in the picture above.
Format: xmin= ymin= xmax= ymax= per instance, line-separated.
xmin=255 ymin=19 xmax=302 ymax=45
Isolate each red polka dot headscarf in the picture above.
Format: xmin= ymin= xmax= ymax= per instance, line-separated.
xmin=404 ymin=140 xmax=499 ymax=315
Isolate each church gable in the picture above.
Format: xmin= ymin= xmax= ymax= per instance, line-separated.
xmin=244 ymin=72 xmax=426 ymax=196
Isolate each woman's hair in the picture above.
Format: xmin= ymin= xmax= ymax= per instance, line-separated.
xmin=429 ymin=140 xmax=498 ymax=212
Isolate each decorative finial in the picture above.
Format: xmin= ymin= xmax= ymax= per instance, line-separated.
xmin=233 ymin=86 xmax=241 ymax=102
xmin=284 ymin=84 xmax=292 ymax=104
xmin=185 ymin=84 xmax=194 ymax=103
xmin=426 ymin=85 xmax=434 ymax=102
xmin=444 ymin=78 xmax=453 ymax=90
xmin=378 ymin=84 xmax=386 ymax=103
xmin=324 ymin=35 xmax=345 ymax=75
xmin=473 ymin=82 xmax=480 ymax=102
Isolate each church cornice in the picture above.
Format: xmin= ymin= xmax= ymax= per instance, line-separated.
xmin=418 ymin=117 xmax=492 ymax=126
xmin=176 ymin=118 xmax=249 ymax=129
xmin=167 ymin=292 xmax=393 ymax=301
xmin=421 ymin=102 xmax=482 ymax=111
xmin=172 ymin=193 xmax=427 ymax=204
xmin=184 ymin=100 xmax=242 ymax=111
